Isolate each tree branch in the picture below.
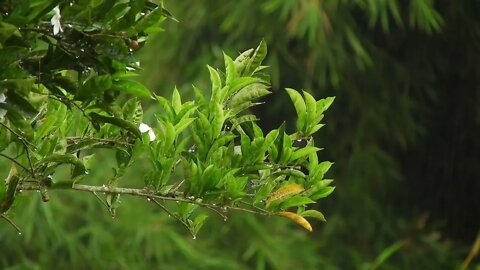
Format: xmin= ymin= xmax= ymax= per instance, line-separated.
xmin=17 ymin=182 xmax=271 ymax=216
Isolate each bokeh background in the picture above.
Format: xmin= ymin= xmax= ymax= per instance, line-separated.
xmin=1 ymin=1 xmax=479 ymax=269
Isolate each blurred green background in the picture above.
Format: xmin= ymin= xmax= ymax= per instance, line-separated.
xmin=1 ymin=1 xmax=480 ymax=269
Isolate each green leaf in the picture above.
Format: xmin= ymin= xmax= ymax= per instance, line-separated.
xmin=111 ymin=79 xmax=151 ymax=98
xmin=0 ymin=22 xmax=21 ymax=43
xmin=285 ymin=88 xmax=307 ymax=133
xmin=309 ymin=186 xmax=335 ymax=200
xmin=155 ymin=94 xmax=175 ymax=121
xmin=175 ymin=117 xmax=195 ymax=136
xmin=35 ymin=115 xmax=58 ymax=140
xmin=233 ymin=48 xmax=254 ymax=74
xmin=89 ymin=112 xmax=142 ymax=138
xmin=316 ymin=97 xmax=335 ymax=115
xmin=207 ymin=134 xmax=236 ymax=159
xmin=230 ymin=114 xmax=258 ymax=130
xmin=369 ymin=241 xmax=405 ymax=269
xmin=175 ymin=101 xmax=197 ymax=123
xmin=243 ymin=39 xmax=267 ymax=76
xmin=228 ymin=83 xmax=270 ymax=111
xmin=279 ymin=131 xmax=293 ymax=164
xmin=5 ymin=90 xmax=38 ymax=116
xmin=192 ymin=85 xmax=207 ymax=107
xmin=159 ymin=120 xmax=175 ymax=152
xmin=191 ymin=214 xmax=209 ymax=236
xmin=301 ymin=210 xmax=327 ymax=222
xmin=122 ymin=98 xmax=143 ymax=125
xmin=226 ymin=77 xmax=260 ymax=98
xmin=52 ymin=76 xmax=78 ymax=95
xmin=263 ymin=129 xmax=279 ymax=151
xmin=172 ymin=87 xmax=182 ymax=114
xmin=208 ymin=65 xmax=222 ymax=102
xmin=303 ymin=91 xmax=317 ymax=134
xmin=279 ymin=169 xmax=306 ymax=179
xmin=224 ymin=53 xmax=237 ymax=86
xmin=253 ymin=181 xmax=275 ymax=204
xmin=0 ymin=172 xmax=19 ymax=213
xmin=76 ymin=75 xmax=112 ymax=100
xmin=0 ymin=46 xmax=27 ymax=70
xmin=291 ymin=146 xmax=320 ymax=162
xmin=279 ymin=196 xmax=316 ymax=209
xmin=36 ymin=154 xmax=86 ymax=178
xmin=133 ymin=7 xmax=166 ymax=34
xmin=103 ymin=3 xmax=131 ymax=24
xmin=211 ymin=102 xmax=225 ymax=138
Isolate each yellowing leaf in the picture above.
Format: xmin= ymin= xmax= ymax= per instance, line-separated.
xmin=276 ymin=211 xmax=313 ymax=232
xmin=266 ymin=183 xmax=305 ymax=207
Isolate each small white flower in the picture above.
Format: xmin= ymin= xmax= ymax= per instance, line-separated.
xmin=0 ymin=92 xmax=6 ymax=119
xmin=50 ymin=6 xmax=63 ymax=35
xmin=139 ymin=123 xmax=156 ymax=141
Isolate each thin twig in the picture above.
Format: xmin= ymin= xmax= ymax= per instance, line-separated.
xmin=18 ymin=182 xmax=271 ymax=216
xmin=0 ymin=214 xmax=22 ymax=234
xmin=66 ymin=136 xmax=133 ymax=147
xmin=0 ymin=153 xmax=29 ymax=172
xmin=149 ymin=198 xmax=194 ymax=237
xmin=205 ymin=205 xmax=228 ymax=220
xmin=0 ymin=122 xmax=36 ymax=176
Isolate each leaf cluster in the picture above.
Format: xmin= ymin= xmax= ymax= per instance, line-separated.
xmin=0 ymin=1 xmax=335 ymax=236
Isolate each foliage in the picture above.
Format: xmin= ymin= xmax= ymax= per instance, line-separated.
xmin=136 ymin=0 xmax=479 ymax=269
xmin=0 ymin=0 xmax=335 ymax=242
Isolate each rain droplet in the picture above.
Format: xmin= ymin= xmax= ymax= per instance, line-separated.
xmin=223 ymin=218 xmax=228 ymax=222
xmin=192 ymin=236 xmax=197 ymax=240
xmin=140 ymin=12 xmax=146 ymax=16
xmin=18 ymin=189 xmax=22 ymax=193
xmin=18 ymin=232 xmax=22 ymax=235
xmin=69 ymin=2 xmax=73 ymax=6
xmin=296 ymin=139 xmax=303 ymax=142
xmin=147 ymin=198 xmax=151 ymax=202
